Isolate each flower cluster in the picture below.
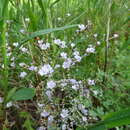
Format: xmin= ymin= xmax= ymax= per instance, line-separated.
xmin=54 ymin=39 xmax=67 ymax=48
xmin=86 ymin=45 xmax=95 ymax=54
xmin=2 ymin=23 xmax=100 ymax=129
xmin=38 ymin=64 xmax=54 ymax=76
xmin=38 ymin=40 xmax=50 ymax=50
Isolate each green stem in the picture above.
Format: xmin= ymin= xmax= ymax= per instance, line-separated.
xmin=1 ymin=23 xmax=8 ymax=92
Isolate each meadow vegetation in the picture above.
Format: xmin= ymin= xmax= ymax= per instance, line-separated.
xmin=0 ymin=0 xmax=130 ymax=129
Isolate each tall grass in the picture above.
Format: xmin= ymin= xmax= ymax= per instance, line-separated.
xmin=0 ymin=0 xmax=10 ymax=92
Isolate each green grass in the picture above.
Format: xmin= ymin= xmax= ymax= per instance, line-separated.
xmin=0 ymin=0 xmax=130 ymax=129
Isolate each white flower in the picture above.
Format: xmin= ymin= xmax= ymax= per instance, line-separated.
xmin=20 ymin=47 xmax=28 ymax=53
xmin=40 ymin=110 xmax=50 ymax=117
xmin=37 ymin=103 xmax=44 ymax=108
xmin=54 ymin=39 xmax=66 ymax=48
xmin=78 ymin=104 xmax=88 ymax=116
xmin=72 ymin=85 xmax=78 ymax=90
xmin=88 ymin=20 xmax=92 ymax=25
xmin=2 ymin=64 xmax=4 ymax=68
xmin=57 ymin=17 xmax=62 ymax=21
xmin=20 ymin=29 xmax=25 ymax=33
xmin=86 ymin=45 xmax=95 ymax=53
xmin=74 ymin=55 xmax=82 ymax=62
xmin=10 ymin=62 xmax=15 ymax=67
xmin=19 ymin=62 xmax=26 ymax=67
xmin=28 ymin=66 xmax=37 ymax=71
xmin=7 ymin=52 xmax=11 ymax=57
xmin=25 ymin=18 xmax=30 ymax=22
xmin=61 ymin=82 xmax=67 ymax=87
xmin=96 ymin=41 xmax=101 ymax=45
xmin=39 ymin=44 xmax=47 ymax=50
xmin=6 ymin=102 xmax=13 ymax=108
xmin=45 ymin=90 xmax=52 ymax=100
xmin=11 ymin=57 xmax=15 ymax=61
xmin=0 ymin=97 xmax=3 ymax=103
xmin=19 ymin=72 xmax=27 ymax=78
xmin=48 ymin=115 xmax=54 ymax=125
xmin=13 ymin=42 xmax=19 ymax=47
xmin=94 ymin=33 xmax=98 ymax=37
xmin=66 ymin=13 xmax=71 ymax=16
xmin=60 ymin=52 xmax=67 ymax=59
xmin=62 ymin=124 xmax=66 ymax=130
xmin=71 ymin=43 xmax=75 ymax=47
xmin=54 ymin=64 xmax=60 ymax=69
xmin=6 ymin=20 xmax=12 ymax=24
xmin=39 ymin=43 xmax=50 ymax=50
xmin=6 ymin=32 xmax=9 ymax=37
xmin=113 ymin=34 xmax=119 ymax=38
xmin=38 ymin=64 xmax=54 ymax=76
xmin=69 ymin=79 xmax=77 ymax=84
xmin=73 ymin=51 xmax=80 ymax=56
xmin=93 ymin=90 xmax=98 ymax=95
xmin=54 ymin=39 xmax=61 ymax=45
xmin=62 ymin=58 xmax=72 ymax=69
xmin=38 ymin=40 xmax=43 ymax=44
xmin=60 ymin=41 xmax=66 ymax=48
xmin=8 ymin=46 xmax=11 ymax=51
xmin=82 ymin=116 xmax=87 ymax=122
xmin=60 ymin=109 xmax=69 ymax=118
xmin=47 ymin=80 xmax=56 ymax=89
xmin=46 ymin=42 xmax=50 ymax=48
xmin=87 ymin=79 xmax=95 ymax=86
xmin=78 ymin=24 xmax=86 ymax=31
xmin=37 ymin=126 xmax=45 ymax=130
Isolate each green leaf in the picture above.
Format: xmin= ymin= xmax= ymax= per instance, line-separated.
xmin=87 ymin=108 xmax=130 ymax=130
xmin=50 ymin=0 xmax=61 ymax=8
xmin=76 ymin=127 xmax=86 ymax=130
xmin=120 ymin=39 xmax=130 ymax=51
xmin=23 ymin=119 xmax=34 ymax=130
xmin=5 ymin=87 xmax=17 ymax=103
xmin=0 ymin=0 xmax=9 ymax=18
xmin=102 ymin=108 xmax=130 ymax=128
xmin=124 ymin=16 xmax=130 ymax=24
xmin=12 ymin=88 xmax=35 ymax=101
xmin=2 ymin=125 xmax=9 ymax=130
xmin=20 ymin=111 xmax=35 ymax=130
xmin=19 ymin=111 xmax=30 ymax=118
xmin=88 ymin=124 xmax=107 ymax=130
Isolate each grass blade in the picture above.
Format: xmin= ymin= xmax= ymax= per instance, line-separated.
xmin=21 ymin=24 xmax=78 ymax=43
